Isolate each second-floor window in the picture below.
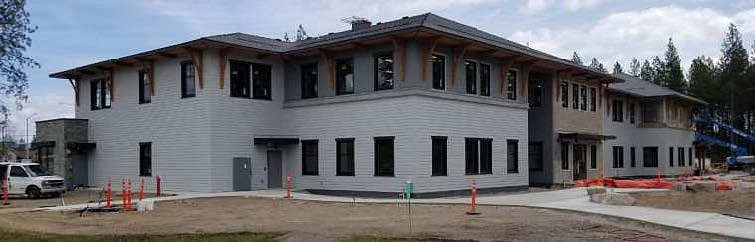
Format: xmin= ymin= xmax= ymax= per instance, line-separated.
xmin=561 ymin=81 xmax=569 ymax=108
xmin=507 ymin=70 xmax=517 ymax=100
xmin=580 ymin=85 xmax=587 ymax=111
xmin=465 ymin=60 xmax=477 ymax=94
xmin=629 ymin=103 xmax=636 ymax=124
xmin=480 ymin=63 xmax=490 ymax=96
xmin=252 ymin=63 xmax=272 ymax=100
xmin=642 ymin=102 xmax=659 ymax=123
xmin=181 ymin=61 xmax=196 ymax=98
xmin=90 ymin=79 xmax=110 ymax=110
xmin=336 ymin=58 xmax=354 ymax=95
xmin=612 ymin=100 xmax=624 ymax=122
xmin=374 ymin=53 xmax=394 ymax=91
xmin=589 ymin=87 xmax=597 ymax=112
xmin=529 ymin=78 xmax=543 ymax=107
xmin=138 ymin=70 xmax=151 ymax=104
xmin=572 ymin=83 xmax=579 ymax=109
xmin=230 ymin=60 xmax=250 ymax=98
xmin=431 ymin=54 xmax=445 ymax=90
xmin=301 ymin=63 xmax=318 ymax=99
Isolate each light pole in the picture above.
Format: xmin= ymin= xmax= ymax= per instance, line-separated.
xmin=25 ymin=113 xmax=37 ymax=160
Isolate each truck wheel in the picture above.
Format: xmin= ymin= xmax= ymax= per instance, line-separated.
xmin=26 ymin=186 xmax=41 ymax=199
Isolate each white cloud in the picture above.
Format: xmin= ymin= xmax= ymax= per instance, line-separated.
xmin=4 ymin=93 xmax=74 ymax=142
xmin=563 ymin=0 xmax=604 ymax=12
xmin=519 ymin=0 xmax=603 ymax=14
xmin=520 ymin=0 xmax=551 ymax=14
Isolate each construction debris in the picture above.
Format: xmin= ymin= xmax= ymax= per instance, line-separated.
xmin=589 ymin=191 xmax=636 ymax=206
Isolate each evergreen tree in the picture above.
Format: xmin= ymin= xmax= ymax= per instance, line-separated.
xmin=629 ymin=58 xmax=641 ymax=76
xmin=612 ymin=61 xmax=623 ymax=74
xmin=0 ymin=0 xmax=37 ymax=113
xmin=718 ymin=23 xmax=750 ymax=121
xmin=688 ymin=56 xmax=717 ymax=105
xmin=571 ymin=52 xmax=583 ymax=65
xmin=651 ymin=56 xmax=666 ymax=86
xmin=664 ymin=38 xmax=686 ymax=92
xmin=589 ymin=58 xmax=607 ymax=73
xmin=640 ymin=60 xmax=653 ymax=81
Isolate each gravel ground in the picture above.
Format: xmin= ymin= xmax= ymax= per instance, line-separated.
xmin=632 ymin=187 xmax=755 ymax=219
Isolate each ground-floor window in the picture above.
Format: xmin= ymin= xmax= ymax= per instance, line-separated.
xmin=37 ymin=146 xmax=54 ymax=172
xmin=590 ymin=145 xmax=597 ymax=169
xmin=678 ymin=147 xmax=685 ymax=167
xmin=612 ymin=146 xmax=624 ymax=168
xmin=336 ymin=138 xmax=355 ymax=176
xmin=528 ymin=142 xmax=543 ymax=171
xmin=668 ymin=147 xmax=674 ymax=167
xmin=301 ymin=140 xmax=318 ymax=176
xmin=630 ymin=147 xmax=636 ymax=167
xmin=561 ymin=142 xmax=569 ymax=170
xmin=374 ymin=137 xmax=394 ymax=176
xmin=643 ymin=147 xmax=659 ymax=167
xmin=139 ymin=142 xmax=152 ymax=177
xmin=465 ymin=138 xmax=492 ymax=175
xmin=507 ymin=140 xmax=519 ymax=173
xmin=431 ymin=137 xmax=447 ymax=176
xmin=688 ymin=147 xmax=693 ymax=166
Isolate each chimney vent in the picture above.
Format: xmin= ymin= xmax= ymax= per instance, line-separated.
xmin=343 ymin=16 xmax=372 ymax=31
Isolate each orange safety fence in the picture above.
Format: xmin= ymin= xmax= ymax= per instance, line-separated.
xmin=575 ymin=176 xmax=737 ymax=190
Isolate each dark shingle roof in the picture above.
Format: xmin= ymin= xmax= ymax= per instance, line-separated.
xmin=610 ymin=73 xmax=706 ymax=105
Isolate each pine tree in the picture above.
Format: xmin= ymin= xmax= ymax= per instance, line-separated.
xmin=571 ymin=52 xmax=583 ymax=65
xmin=612 ymin=61 xmax=623 ymax=74
xmin=718 ymin=23 xmax=750 ymax=120
xmin=651 ymin=56 xmax=666 ymax=86
xmin=664 ymin=38 xmax=686 ymax=92
xmin=688 ymin=56 xmax=717 ymax=104
xmin=589 ymin=58 xmax=607 ymax=73
xmin=629 ymin=58 xmax=641 ymax=76
xmin=640 ymin=60 xmax=653 ymax=82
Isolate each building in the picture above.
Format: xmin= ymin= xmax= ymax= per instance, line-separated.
xmin=602 ymin=73 xmax=706 ymax=178
xmin=47 ymin=13 xmax=620 ymax=195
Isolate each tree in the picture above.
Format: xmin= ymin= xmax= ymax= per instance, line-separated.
xmin=640 ymin=60 xmax=653 ymax=82
xmin=651 ymin=56 xmax=666 ymax=86
xmin=718 ymin=23 xmax=750 ymax=124
xmin=0 ymin=0 xmax=37 ymax=114
xmin=629 ymin=58 xmax=641 ymax=76
xmin=664 ymin=38 xmax=686 ymax=92
xmin=589 ymin=58 xmax=607 ymax=73
xmin=571 ymin=52 xmax=583 ymax=65
xmin=688 ymin=56 xmax=717 ymax=105
xmin=612 ymin=61 xmax=623 ymax=74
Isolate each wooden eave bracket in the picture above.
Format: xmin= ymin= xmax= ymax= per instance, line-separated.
xmin=391 ymin=38 xmax=407 ymax=82
xmin=451 ymin=44 xmax=470 ymax=87
xmin=499 ymin=56 xmax=520 ymax=95
xmin=519 ymin=61 xmax=535 ymax=97
xmin=104 ymin=68 xmax=115 ymax=102
xmin=68 ymin=78 xmax=80 ymax=106
xmin=421 ymin=37 xmax=440 ymax=81
xmin=141 ymin=61 xmax=155 ymax=96
xmin=218 ymin=48 xmax=231 ymax=89
xmin=320 ymin=49 xmax=335 ymax=91
xmin=185 ymin=47 xmax=204 ymax=89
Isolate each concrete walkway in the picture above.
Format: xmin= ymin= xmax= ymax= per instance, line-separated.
xmin=38 ymin=188 xmax=755 ymax=241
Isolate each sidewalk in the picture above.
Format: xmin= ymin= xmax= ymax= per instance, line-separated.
xmin=38 ymin=188 xmax=755 ymax=241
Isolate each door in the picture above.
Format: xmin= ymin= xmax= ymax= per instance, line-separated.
xmin=8 ymin=166 xmax=30 ymax=194
xmin=573 ymin=144 xmax=587 ymax=180
xmin=233 ymin=157 xmax=252 ymax=191
xmin=267 ymin=151 xmax=282 ymax=189
xmin=71 ymin=154 xmax=89 ymax=187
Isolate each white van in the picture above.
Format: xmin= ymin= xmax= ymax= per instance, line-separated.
xmin=0 ymin=162 xmax=65 ymax=198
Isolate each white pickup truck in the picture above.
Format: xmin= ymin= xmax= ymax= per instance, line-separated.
xmin=0 ymin=162 xmax=66 ymax=198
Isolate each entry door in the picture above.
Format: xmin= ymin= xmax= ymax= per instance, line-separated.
xmin=267 ymin=151 xmax=282 ymax=189
xmin=233 ymin=157 xmax=252 ymax=191
xmin=573 ymin=144 xmax=587 ymax=180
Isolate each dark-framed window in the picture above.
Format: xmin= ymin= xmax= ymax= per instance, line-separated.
xmin=138 ymin=70 xmax=151 ymax=104
xmin=572 ymin=83 xmax=579 ymax=109
xmin=507 ymin=139 xmax=519 ymax=173
xmin=336 ymin=138 xmax=355 ymax=176
xmin=431 ymin=54 xmax=445 ymax=90
xmin=678 ymin=147 xmax=685 ymax=167
xmin=612 ymin=100 xmax=624 ymax=122
xmin=301 ymin=140 xmax=318 ymax=176
xmin=589 ymin=87 xmax=597 ymax=112
xmin=374 ymin=137 xmax=394 ymax=176
xmin=301 ymin=63 xmax=318 ymax=99
xmin=181 ymin=61 xmax=196 ymax=98
xmin=612 ymin=146 xmax=624 ymax=168
xmin=528 ymin=142 xmax=543 ymax=171
xmin=480 ymin=139 xmax=493 ymax=174
xmin=480 ymin=63 xmax=490 ymax=96
xmin=90 ymin=79 xmax=110 ymax=110
xmin=336 ymin=58 xmax=354 ymax=95
xmin=507 ymin=70 xmax=517 ymax=100
xmin=561 ymin=81 xmax=569 ymax=108
xmin=431 ymin=136 xmax=447 ymax=176
xmin=669 ymin=147 xmax=674 ymax=167
xmin=374 ymin=53 xmax=394 ymax=91
xmin=465 ymin=60 xmax=477 ymax=94
xmin=688 ymin=147 xmax=693 ymax=166
xmin=561 ymin=142 xmax=569 ymax=170
xmin=465 ymin=138 xmax=480 ymax=175
xmin=590 ymin=145 xmax=597 ymax=169
xmin=629 ymin=102 xmax=636 ymax=124
xmin=252 ymin=63 xmax=272 ymax=100
xmin=139 ymin=142 xmax=152 ymax=177
xmin=229 ymin=60 xmax=250 ymax=98
xmin=630 ymin=147 xmax=636 ymax=167
xmin=580 ymin=85 xmax=587 ymax=111
xmin=529 ymin=78 xmax=543 ymax=107
xmin=643 ymin=146 xmax=659 ymax=167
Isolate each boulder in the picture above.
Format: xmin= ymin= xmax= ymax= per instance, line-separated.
xmin=672 ymin=182 xmax=688 ymax=191
xmin=586 ymin=187 xmax=607 ymax=195
xmin=688 ymin=182 xmax=716 ymax=193
xmin=137 ymin=200 xmax=155 ymax=212
xmin=589 ymin=192 xmax=636 ymax=206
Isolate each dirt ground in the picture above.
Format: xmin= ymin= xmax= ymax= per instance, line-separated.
xmin=0 ymin=189 xmax=160 ymax=213
xmin=0 ymin=196 xmax=734 ymax=242
xmin=632 ymin=187 xmax=755 ymax=219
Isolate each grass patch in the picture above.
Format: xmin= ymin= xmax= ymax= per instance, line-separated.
xmin=0 ymin=229 xmax=282 ymax=242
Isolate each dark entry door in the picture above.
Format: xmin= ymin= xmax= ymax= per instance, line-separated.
xmin=267 ymin=151 xmax=282 ymax=189
xmin=573 ymin=144 xmax=587 ymax=180
xmin=233 ymin=157 xmax=252 ymax=191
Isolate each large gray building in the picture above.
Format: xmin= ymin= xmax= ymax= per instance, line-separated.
xmin=47 ymin=13 xmax=631 ymax=195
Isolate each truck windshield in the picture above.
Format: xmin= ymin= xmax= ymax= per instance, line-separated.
xmin=25 ymin=165 xmax=51 ymax=177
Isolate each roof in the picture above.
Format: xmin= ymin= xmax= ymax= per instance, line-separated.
xmin=51 ymin=13 xmax=618 ymax=82
xmin=609 ymin=73 xmax=707 ymax=105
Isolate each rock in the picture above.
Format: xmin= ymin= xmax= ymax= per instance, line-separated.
xmin=688 ymin=182 xmax=716 ymax=192
xmin=589 ymin=192 xmax=636 ymax=206
xmin=672 ymin=183 xmax=688 ymax=191
xmin=137 ymin=200 xmax=155 ymax=212
xmin=586 ymin=187 xmax=607 ymax=195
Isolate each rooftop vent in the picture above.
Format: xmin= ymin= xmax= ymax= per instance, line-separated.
xmin=342 ymin=16 xmax=372 ymax=31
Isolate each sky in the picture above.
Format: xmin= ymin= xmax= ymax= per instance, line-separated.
xmin=9 ymin=0 xmax=755 ymax=140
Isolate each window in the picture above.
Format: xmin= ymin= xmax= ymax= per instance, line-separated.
xmin=561 ymin=142 xmax=569 ymax=170
xmin=139 ymin=142 xmax=152 ymax=177
xmin=642 ymin=102 xmax=659 ymax=123
xmin=301 ymin=63 xmax=318 ymax=99
xmin=589 ymin=87 xmax=597 ymax=112
xmin=507 ymin=140 xmax=519 ymax=173
xmin=528 ymin=142 xmax=543 ymax=171
xmin=572 ymin=84 xmax=579 ymax=109
xmin=252 ymin=63 xmax=272 ymax=100
xmin=336 ymin=138 xmax=355 ymax=176
xmin=138 ymin=70 xmax=151 ymax=104
xmin=643 ymin=147 xmax=659 ymax=167
xmin=688 ymin=147 xmax=693 ymax=166
xmin=229 ymin=60 xmax=250 ymax=98
xmin=629 ymin=103 xmax=636 ymax=124
xmin=431 ymin=136 xmax=447 ymax=176
xmin=480 ymin=139 xmax=493 ymax=174
xmin=301 ymin=140 xmax=318 ymax=175
xmin=678 ymin=147 xmax=685 ymax=167
xmin=374 ymin=137 xmax=394 ymax=176
xmin=181 ymin=61 xmax=196 ymax=98
xmin=336 ymin=58 xmax=354 ymax=95
xmin=612 ymin=146 xmax=624 ymax=168
xmin=630 ymin=147 xmax=636 ymax=167
xmin=10 ymin=166 xmax=27 ymax=177
xmin=431 ymin=54 xmax=445 ymax=90
xmin=89 ymin=79 xmax=110 ymax=110
xmin=561 ymin=81 xmax=569 ymax=108
xmin=480 ymin=63 xmax=491 ymax=96
xmin=465 ymin=60 xmax=477 ymax=94
xmin=580 ymin=85 xmax=587 ymax=111
xmin=669 ymin=147 xmax=674 ymax=167
xmin=507 ymin=70 xmax=517 ymax=100
xmin=529 ymin=78 xmax=543 ymax=107
xmin=465 ymin=138 xmax=478 ymax=175
xmin=374 ymin=53 xmax=394 ymax=91
xmin=612 ymin=100 xmax=624 ymax=122
xmin=465 ymin=138 xmax=492 ymax=175
xmin=590 ymin=145 xmax=597 ymax=169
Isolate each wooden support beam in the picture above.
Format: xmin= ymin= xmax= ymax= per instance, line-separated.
xmin=104 ymin=68 xmax=115 ymax=102
xmin=68 ymin=78 xmax=79 ymax=106
xmin=158 ymin=52 xmax=178 ymax=58
xmin=392 ymin=38 xmax=407 ymax=82
xmin=554 ymin=69 xmax=572 ymax=100
xmin=519 ymin=62 xmax=534 ymax=98
xmin=320 ymin=49 xmax=335 ymax=91
xmin=421 ymin=37 xmax=440 ymax=81
xmin=353 ymin=42 xmax=370 ymax=49
xmin=480 ymin=49 xmax=498 ymax=56
xmin=218 ymin=48 xmax=230 ymax=89
xmin=450 ymin=44 xmax=469 ymax=87
xmin=141 ymin=61 xmax=155 ymax=96
xmin=185 ymin=48 xmax=204 ymax=89
xmin=114 ymin=61 xmax=133 ymax=67
xmin=499 ymin=56 xmax=519 ymax=96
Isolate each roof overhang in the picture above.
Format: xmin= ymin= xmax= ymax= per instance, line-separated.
xmin=253 ymin=137 xmax=300 ymax=146
xmin=31 ymin=141 xmax=55 ymax=149
xmin=66 ymin=142 xmax=96 ymax=153
xmin=558 ymin=132 xmax=616 ymax=142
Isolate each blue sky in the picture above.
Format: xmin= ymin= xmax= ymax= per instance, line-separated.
xmin=10 ymin=0 xmax=755 ymax=139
